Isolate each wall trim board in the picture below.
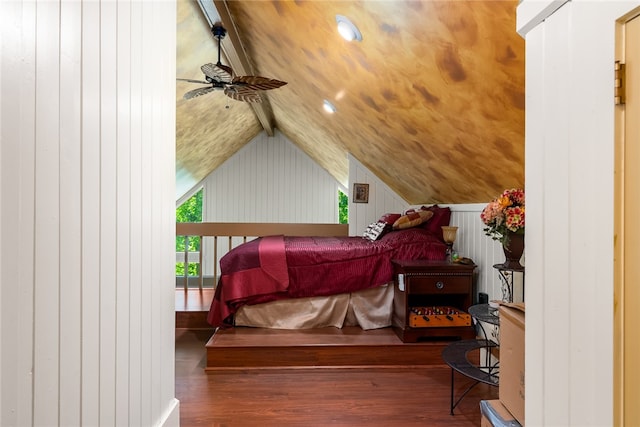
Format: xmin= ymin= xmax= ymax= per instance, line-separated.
xmin=156 ymin=398 xmax=180 ymax=427
xmin=517 ymin=0 xmax=569 ymax=37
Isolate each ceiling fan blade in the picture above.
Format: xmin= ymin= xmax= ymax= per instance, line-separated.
xmin=177 ymin=78 xmax=209 ymax=85
xmin=201 ymin=62 xmax=233 ymax=83
xmin=224 ymin=86 xmax=262 ymax=103
xmin=214 ymin=63 xmax=234 ymax=79
xmin=183 ymin=86 xmax=216 ymax=100
xmin=232 ymin=75 xmax=287 ymax=92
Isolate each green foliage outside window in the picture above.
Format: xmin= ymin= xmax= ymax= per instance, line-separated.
xmin=176 ymin=188 xmax=203 ymax=276
xmin=338 ymin=190 xmax=348 ymax=224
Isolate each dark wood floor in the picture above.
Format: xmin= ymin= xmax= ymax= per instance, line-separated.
xmin=175 ymin=328 xmax=497 ymax=426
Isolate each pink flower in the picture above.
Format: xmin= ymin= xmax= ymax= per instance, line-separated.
xmin=481 ymin=189 xmax=525 ymax=243
xmin=504 ymin=206 xmax=525 ymax=231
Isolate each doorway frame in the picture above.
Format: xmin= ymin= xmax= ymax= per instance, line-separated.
xmin=614 ymin=7 xmax=640 ymax=426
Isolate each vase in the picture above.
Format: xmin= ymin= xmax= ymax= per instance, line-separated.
xmin=501 ymin=231 xmax=524 ymax=269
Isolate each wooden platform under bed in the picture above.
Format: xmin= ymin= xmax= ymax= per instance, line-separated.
xmin=205 ymin=326 xmax=453 ymax=371
xmin=176 ymin=289 xmax=454 ymax=371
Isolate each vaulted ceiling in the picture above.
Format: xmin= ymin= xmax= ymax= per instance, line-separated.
xmin=176 ymin=0 xmax=525 ymax=204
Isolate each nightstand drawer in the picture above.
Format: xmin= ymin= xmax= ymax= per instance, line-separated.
xmin=405 ymin=275 xmax=470 ymax=294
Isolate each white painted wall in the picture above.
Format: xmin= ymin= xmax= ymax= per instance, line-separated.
xmin=0 ymin=1 xmax=178 ymax=426
xmin=518 ymin=1 xmax=640 ymax=425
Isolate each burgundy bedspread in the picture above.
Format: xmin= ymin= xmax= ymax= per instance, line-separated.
xmin=207 ymin=227 xmax=446 ymax=327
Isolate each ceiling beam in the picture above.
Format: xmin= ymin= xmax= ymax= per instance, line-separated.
xmin=198 ymin=0 xmax=277 ymax=136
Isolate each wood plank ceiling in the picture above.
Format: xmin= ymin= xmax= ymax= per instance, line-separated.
xmin=176 ymin=0 xmax=525 ymax=204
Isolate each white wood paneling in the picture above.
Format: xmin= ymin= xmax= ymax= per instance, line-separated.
xmin=348 ymin=154 xmax=407 ymax=236
xmin=139 ymin=0 xmax=155 ymax=421
xmin=34 ymin=0 xmax=62 ymax=422
xmin=1 ymin=2 xmax=178 ymax=426
xmin=157 ymin=1 xmax=179 ymax=424
xmin=523 ymin=19 xmax=546 ymax=427
xmin=1 ymin=1 xmax=37 ymax=425
xmin=519 ymin=1 xmax=640 ymax=425
xmin=542 ymin=7 xmax=572 ymax=424
xmin=201 ymin=131 xmax=343 ymax=274
xmin=100 ymin=2 xmax=119 ymax=424
xmin=204 ymin=130 xmax=342 ymax=223
xmin=447 ymin=204 xmax=513 ymax=302
xmin=59 ymin=1 xmax=83 ymax=425
xmin=81 ymin=2 xmax=102 ymax=423
xmin=115 ymin=2 xmax=132 ymax=425
xmin=128 ymin=2 xmax=144 ymax=423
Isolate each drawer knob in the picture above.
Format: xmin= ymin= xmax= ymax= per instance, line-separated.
xmin=435 ymin=281 xmax=444 ymax=289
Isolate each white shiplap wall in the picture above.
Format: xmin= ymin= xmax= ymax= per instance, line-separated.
xmin=348 ymin=154 xmax=408 ymax=236
xmin=200 ymin=130 xmax=344 ymax=274
xmin=448 ymin=204 xmax=522 ymax=302
xmin=1 ymin=1 xmax=178 ymax=426
xmin=517 ymin=1 xmax=640 ymax=425
xmin=204 ymin=130 xmax=344 ymax=223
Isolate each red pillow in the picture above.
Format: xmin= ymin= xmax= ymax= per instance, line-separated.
xmin=378 ymin=213 xmax=402 ymax=226
xmin=421 ymin=205 xmax=452 ymax=239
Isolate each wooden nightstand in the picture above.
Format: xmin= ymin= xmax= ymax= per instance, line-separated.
xmin=392 ymin=260 xmax=477 ymax=343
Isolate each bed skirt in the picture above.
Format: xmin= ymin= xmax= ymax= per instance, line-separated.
xmin=234 ymin=283 xmax=394 ymax=330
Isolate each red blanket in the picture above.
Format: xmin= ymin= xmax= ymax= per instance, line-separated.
xmin=207 ymin=227 xmax=446 ymax=327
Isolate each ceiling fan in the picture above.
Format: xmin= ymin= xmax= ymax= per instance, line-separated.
xmin=177 ymin=22 xmax=287 ymax=103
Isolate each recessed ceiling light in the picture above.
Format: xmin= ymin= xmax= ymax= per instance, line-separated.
xmin=336 ymin=15 xmax=362 ymax=42
xmin=323 ymin=100 xmax=337 ymax=114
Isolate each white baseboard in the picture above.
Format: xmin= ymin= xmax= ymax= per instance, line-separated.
xmin=156 ymin=398 xmax=180 ymax=427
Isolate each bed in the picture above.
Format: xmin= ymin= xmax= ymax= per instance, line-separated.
xmin=207 ymin=205 xmax=451 ymax=330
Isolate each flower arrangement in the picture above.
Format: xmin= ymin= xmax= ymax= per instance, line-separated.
xmin=480 ymin=188 xmax=525 ymax=244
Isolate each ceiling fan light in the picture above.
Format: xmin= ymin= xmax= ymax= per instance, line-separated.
xmin=336 ymin=15 xmax=362 ymax=42
xmin=323 ymin=100 xmax=337 ymax=114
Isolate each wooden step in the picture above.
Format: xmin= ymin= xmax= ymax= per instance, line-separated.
xmin=206 ymin=326 xmax=452 ymax=371
xmin=175 ymin=288 xmax=215 ymax=329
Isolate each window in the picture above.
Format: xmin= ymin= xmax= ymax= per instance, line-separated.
xmin=338 ymin=189 xmax=348 ymax=224
xmin=176 ymin=188 xmax=203 ymax=276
